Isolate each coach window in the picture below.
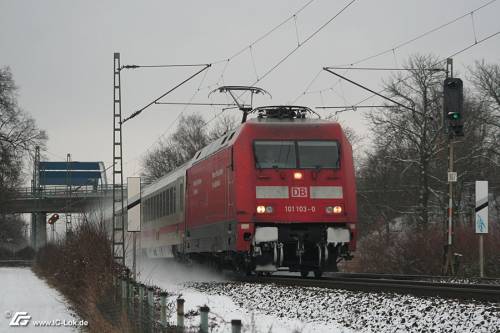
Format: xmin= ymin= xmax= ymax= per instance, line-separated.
xmin=160 ymin=191 xmax=164 ymax=217
xmin=297 ymin=141 xmax=339 ymax=169
xmin=254 ymin=141 xmax=296 ymax=168
xmin=179 ymin=183 xmax=184 ymax=211
xmin=173 ymin=187 xmax=177 ymax=213
xmin=170 ymin=187 xmax=175 ymax=214
xmin=166 ymin=189 xmax=170 ymax=215
xmin=153 ymin=195 xmax=157 ymax=220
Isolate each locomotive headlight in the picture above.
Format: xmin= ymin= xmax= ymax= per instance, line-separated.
xmin=257 ymin=205 xmax=273 ymax=214
xmin=293 ymin=172 xmax=303 ymax=180
xmin=326 ymin=205 xmax=343 ymax=214
xmin=333 ymin=205 xmax=343 ymax=214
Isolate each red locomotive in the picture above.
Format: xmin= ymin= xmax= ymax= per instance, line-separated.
xmin=139 ymin=105 xmax=357 ymax=277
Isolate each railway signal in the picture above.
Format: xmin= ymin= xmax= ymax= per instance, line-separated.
xmin=443 ymin=77 xmax=464 ymax=137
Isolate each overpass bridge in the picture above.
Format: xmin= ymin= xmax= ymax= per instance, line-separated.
xmin=2 ymin=184 xmax=117 ymax=251
xmin=4 ymin=185 xmax=115 ymax=214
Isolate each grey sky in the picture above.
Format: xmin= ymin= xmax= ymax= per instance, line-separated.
xmin=1 ymin=0 xmax=499 ymax=180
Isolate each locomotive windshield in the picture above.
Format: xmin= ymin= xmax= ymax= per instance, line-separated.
xmin=254 ymin=141 xmax=296 ymax=168
xmin=254 ymin=140 xmax=339 ymax=169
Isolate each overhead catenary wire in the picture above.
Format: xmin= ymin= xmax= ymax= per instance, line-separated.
xmin=323 ymin=67 xmax=417 ymax=113
xmin=329 ymin=30 xmax=500 ymax=115
xmin=343 ymin=0 xmax=498 ymax=66
xmin=121 ymin=0 xmax=320 ymax=166
xmin=293 ymin=0 xmax=498 ymax=102
xmin=204 ymin=0 xmax=358 ymax=127
xmin=316 ymin=105 xmax=399 ymax=109
xmin=215 ymin=0 xmax=316 ymax=63
xmin=154 ymin=102 xmax=237 ymax=107
xmin=323 ymin=66 xmax=444 ymax=71
xmin=250 ymin=0 xmax=357 ymax=87
xmin=121 ymin=64 xmax=211 ymax=124
xmin=121 ymin=64 xmax=211 ymax=69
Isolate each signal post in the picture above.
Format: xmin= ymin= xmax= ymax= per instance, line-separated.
xmin=443 ymin=58 xmax=464 ymax=275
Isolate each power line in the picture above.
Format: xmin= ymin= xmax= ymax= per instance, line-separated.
xmin=154 ymin=102 xmax=237 ymax=107
xmin=250 ymin=0 xmax=357 ymax=86
xmin=214 ymin=0 xmax=317 ymax=63
xmin=121 ymin=64 xmax=210 ymax=69
xmin=316 ymin=105 xmax=398 ymax=109
xmin=344 ymin=0 xmax=498 ymax=66
xmin=293 ymin=0 xmax=498 ymax=102
xmin=329 ymin=30 xmax=500 ymax=115
xmin=323 ymin=67 xmax=416 ymax=113
xmin=122 ymin=0 xmax=319 ymax=161
xmin=446 ymin=30 xmax=500 ymax=59
xmin=206 ymin=0 xmax=358 ymax=125
xmin=324 ymin=66 xmax=444 ymax=71
xmin=121 ymin=64 xmax=211 ymax=124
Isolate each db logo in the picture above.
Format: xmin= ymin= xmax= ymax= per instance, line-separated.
xmin=291 ymin=187 xmax=308 ymax=198
xmin=9 ymin=311 xmax=31 ymax=326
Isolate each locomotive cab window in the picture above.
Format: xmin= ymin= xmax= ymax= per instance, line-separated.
xmin=254 ymin=141 xmax=296 ymax=168
xmin=298 ymin=141 xmax=339 ymax=168
xmin=254 ymin=140 xmax=339 ymax=169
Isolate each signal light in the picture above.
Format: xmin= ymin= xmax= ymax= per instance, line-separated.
xmin=293 ymin=172 xmax=303 ymax=180
xmin=443 ymin=77 xmax=464 ymax=137
xmin=48 ymin=213 xmax=60 ymax=225
xmin=447 ymin=112 xmax=460 ymax=120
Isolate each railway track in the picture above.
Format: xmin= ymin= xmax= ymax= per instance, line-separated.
xmin=236 ymin=273 xmax=500 ymax=302
xmin=0 ymin=259 xmax=34 ymax=267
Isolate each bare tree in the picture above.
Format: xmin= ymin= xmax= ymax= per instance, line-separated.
xmin=356 ymin=55 xmax=500 ymax=275
xmin=364 ymin=54 xmax=446 ymax=227
xmin=142 ymin=113 xmax=238 ymax=182
xmin=0 ymin=67 xmax=47 ymax=156
xmin=0 ymin=66 xmax=47 ymax=243
xmin=207 ymin=113 xmax=238 ymax=140
xmin=469 ymin=61 xmax=500 ymax=129
xmin=142 ymin=112 xmax=239 ymax=182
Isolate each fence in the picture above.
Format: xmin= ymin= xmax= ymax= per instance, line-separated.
xmin=106 ymin=273 xmax=243 ymax=333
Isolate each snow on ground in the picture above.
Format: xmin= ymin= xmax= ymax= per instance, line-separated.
xmin=137 ymin=259 xmax=500 ymax=333
xmin=0 ymin=267 xmax=84 ymax=333
xmin=430 ymin=278 xmax=500 ymax=285
xmin=137 ymin=258 xmax=352 ymax=333
xmin=187 ymin=281 xmax=500 ymax=333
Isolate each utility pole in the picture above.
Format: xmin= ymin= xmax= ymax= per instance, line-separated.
xmin=31 ymin=146 xmax=41 ymax=249
xmin=65 ymin=153 xmax=73 ymax=236
xmin=113 ymin=53 xmax=126 ymax=266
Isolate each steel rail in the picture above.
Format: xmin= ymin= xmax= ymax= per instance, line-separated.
xmin=236 ymin=275 xmax=500 ymax=302
xmin=0 ymin=260 xmax=34 ymax=267
xmin=327 ymin=272 xmax=500 ymax=283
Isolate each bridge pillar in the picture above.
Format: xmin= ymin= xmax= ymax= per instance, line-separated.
xmin=30 ymin=212 xmax=47 ymax=250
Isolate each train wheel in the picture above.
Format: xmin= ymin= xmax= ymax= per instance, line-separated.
xmin=300 ymin=270 xmax=309 ymax=278
xmin=313 ymin=269 xmax=323 ymax=278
